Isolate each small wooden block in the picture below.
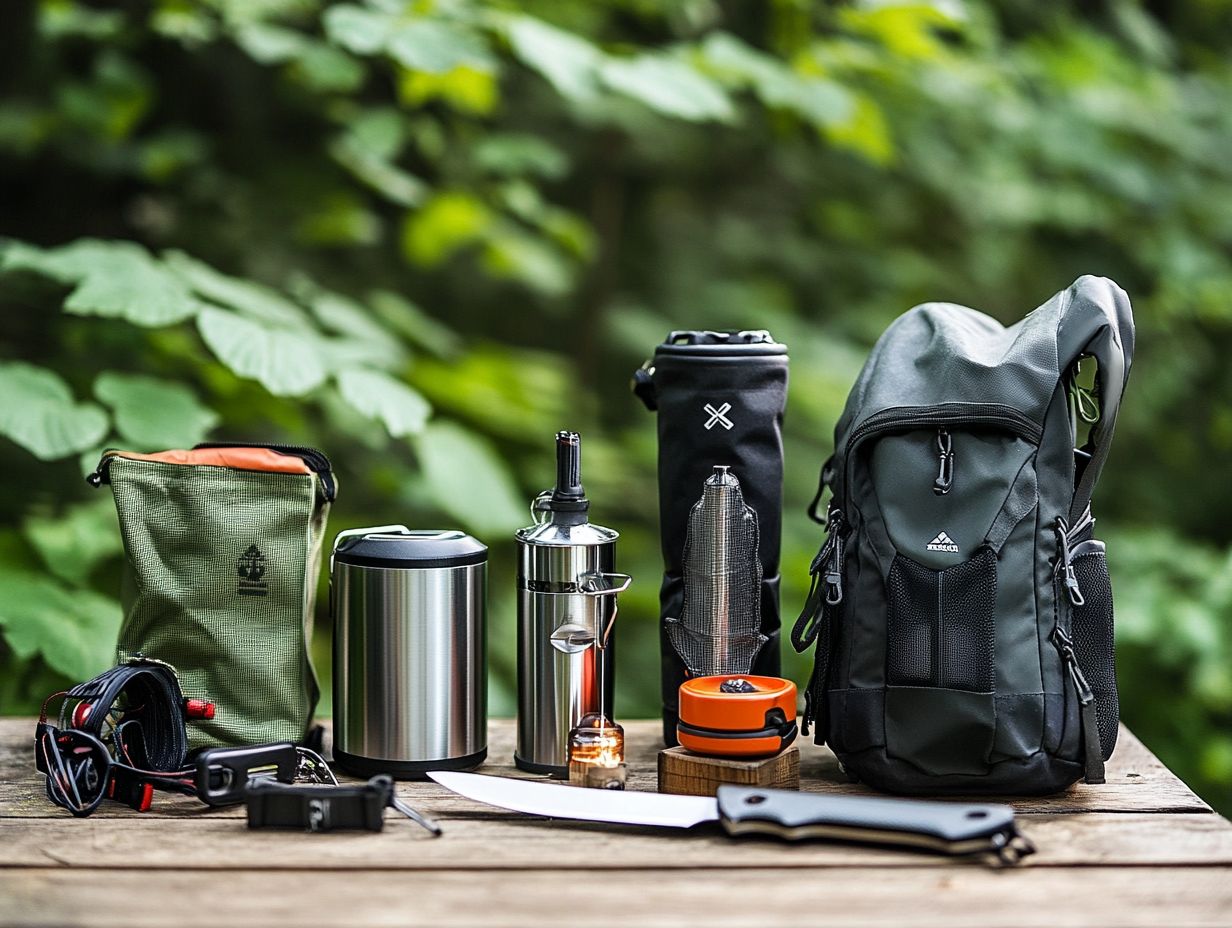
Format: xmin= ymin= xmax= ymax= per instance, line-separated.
xmin=657 ymin=746 xmax=800 ymax=796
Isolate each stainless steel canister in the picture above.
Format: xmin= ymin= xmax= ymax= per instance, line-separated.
xmin=515 ymin=432 xmax=630 ymax=776
xmin=332 ymin=525 xmax=487 ymax=778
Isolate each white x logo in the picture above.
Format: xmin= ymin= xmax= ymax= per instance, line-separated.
xmin=703 ymin=402 xmax=733 ymax=430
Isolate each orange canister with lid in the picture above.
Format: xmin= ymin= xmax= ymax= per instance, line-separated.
xmin=676 ymin=675 xmax=797 ymax=758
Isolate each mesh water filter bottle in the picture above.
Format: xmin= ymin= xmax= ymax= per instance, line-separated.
xmin=665 ymin=465 xmax=766 ymax=677
xmin=633 ymin=331 xmax=789 ymax=744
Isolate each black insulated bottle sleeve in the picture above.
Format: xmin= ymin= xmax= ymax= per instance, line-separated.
xmin=635 ymin=331 xmax=788 ymax=744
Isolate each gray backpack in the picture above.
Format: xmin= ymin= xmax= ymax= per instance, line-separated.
xmin=793 ymin=276 xmax=1134 ymax=795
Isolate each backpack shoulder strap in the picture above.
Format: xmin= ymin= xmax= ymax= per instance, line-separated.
xmin=1054 ymin=276 xmax=1135 ymax=522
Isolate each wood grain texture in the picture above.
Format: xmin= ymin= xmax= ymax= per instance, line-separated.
xmin=0 ymin=719 xmax=1209 ymax=817
xmin=2 ymin=717 xmax=1229 ymax=928
xmin=2 ymin=813 xmax=1230 ymax=870
xmin=658 ymin=745 xmax=799 ymax=795
xmin=5 ymin=867 xmax=1232 ymax=928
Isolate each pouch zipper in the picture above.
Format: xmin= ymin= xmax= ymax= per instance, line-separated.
xmin=88 ymin=443 xmax=336 ymax=501
xmin=195 ymin=443 xmax=336 ymax=501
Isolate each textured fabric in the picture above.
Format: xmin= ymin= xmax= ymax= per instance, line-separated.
xmin=639 ymin=336 xmax=788 ymax=742
xmin=105 ymin=456 xmax=331 ymax=749
xmin=1071 ymin=548 xmax=1119 ymax=760
xmin=886 ymin=549 xmax=996 ymax=692
xmin=799 ymin=276 xmax=1135 ymax=795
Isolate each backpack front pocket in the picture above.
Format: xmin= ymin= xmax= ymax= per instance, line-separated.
xmin=886 ymin=547 xmax=997 ymax=691
xmin=884 ymin=538 xmax=999 ymax=774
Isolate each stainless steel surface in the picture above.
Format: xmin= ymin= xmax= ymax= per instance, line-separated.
xmin=515 ymin=537 xmax=618 ymax=772
xmin=429 ymin=771 xmax=718 ymax=828
xmin=516 ymin=521 xmax=619 ymax=584
xmin=333 ymin=560 xmax=486 ymax=763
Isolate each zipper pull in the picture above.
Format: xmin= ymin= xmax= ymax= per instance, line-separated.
xmin=1055 ymin=518 xmax=1085 ymax=606
xmin=933 ymin=428 xmax=953 ymax=496
xmin=1051 ymin=627 xmax=1106 ymax=784
xmin=1051 ymin=628 xmax=1092 ymax=700
xmin=792 ymin=507 xmax=844 ymax=652
xmin=823 ymin=509 xmax=845 ymax=605
xmin=86 ymin=454 xmax=113 ymax=488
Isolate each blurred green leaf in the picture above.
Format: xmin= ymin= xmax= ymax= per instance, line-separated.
xmin=330 ymin=134 xmax=427 ymax=207
xmin=164 ymin=251 xmax=312 ymax=329
xmin=600 ymin=55 xmax=735 ymax=122
xmin=2 ymin=239 xmax=201 ymax=326
xmin=387 ymin=20 xmax=495 ymax=75
xmin=503 ymin=15 xmax=604 ymax=102
xmin=413 ymin=421 xmax=525 ymax=535
xmin=411 ymin=345 xmax=575 ymax=441
xmin=473 ymin=134 xmax=568 ymax=179
xmin=0 ymin=566 xmax=121 ymax=681
xmin=322 ymin=4 xmax=390 ymax=56
xmin=0 ymin=362 xmax=109 ymax=461
xmin=482 ymin=227 xmax=574 ymax=296
xmin=304 ymin=287 xmax=396 ymax=345
xmin=196 ymin=307 xmax=328 ymax=396
xmin=368 ymin=291 xmax=462 ymax=358
xmin=234 ymin=22 xmax=306 ymax=64
xmin=94 ymin=371 xmax=220 ymax=448
xmin=292 ymin=43 xmax=366 ymax=94
xmin=402 ymin=191 xmax=492 ymax=265
xmin=398 ymin=64 xmax=499 ymax=115
xmin=23 ymin=499 xmax=122 ymax=587
xmin=700 ymin=33 xmax=853 ymax=126
xmin=337 ymin=368 xmax=431 ymax=437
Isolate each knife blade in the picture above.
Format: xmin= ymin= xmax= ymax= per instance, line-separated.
xmin=428 ymin=771 xmax=1035 ymax=864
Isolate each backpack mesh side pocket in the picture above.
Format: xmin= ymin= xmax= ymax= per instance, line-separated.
xmin=1070 ymin=543 xmax=1118 ymax=759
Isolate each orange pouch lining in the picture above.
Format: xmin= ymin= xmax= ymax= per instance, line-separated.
xmin=106 ymin=448 xmax=313 ymax=476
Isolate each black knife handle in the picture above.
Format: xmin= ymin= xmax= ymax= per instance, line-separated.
xmin=716 ymin=786 xmax=1034 ymax=864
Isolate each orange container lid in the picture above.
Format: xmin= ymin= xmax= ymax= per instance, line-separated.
xmin=677 ymin=675 xmax=796 ymax=733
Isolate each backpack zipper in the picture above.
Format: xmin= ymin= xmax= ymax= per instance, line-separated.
xmin=1051 ymin=509 xmax=1104 ymax=782
xmin=933 ymin=427 xmax=954 ymax=495
xmin=1055 ymin=516 xmax=1085 ymax=607
xmin=1050 ymin=625 xmax=1105 ymax=784
xmin=88 ymin=443 xmax=336 ymax=502
xmin=792 ymin=507 xmax=845 ymax=738
xmin=840 ymin=403 xmax=1041 ymax=516
xmin=847 ymin=403 xmax=1042 ymax=452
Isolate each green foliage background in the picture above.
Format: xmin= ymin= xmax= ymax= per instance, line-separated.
xmin=1 ymin=0 xmax=1229 ymax=813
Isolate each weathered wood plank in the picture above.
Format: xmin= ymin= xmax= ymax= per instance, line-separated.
xmin=4 ymin=866 xmax=1232 ymax=928
xmin=1 ymin=813 xmax=1230 ymax=870
xmin=0 ymin=719 xmax=1209 ymax=818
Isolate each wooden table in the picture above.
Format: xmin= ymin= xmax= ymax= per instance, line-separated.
xmin=3 ymin=718 xmax=1231 ymax=927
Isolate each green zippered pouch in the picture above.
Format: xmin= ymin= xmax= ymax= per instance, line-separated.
xmin=90 ymin=443 xmax=336 ymax=749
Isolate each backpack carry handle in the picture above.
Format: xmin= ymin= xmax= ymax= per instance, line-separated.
xmin=1054 ymin=276 xmax=1136 ymax=522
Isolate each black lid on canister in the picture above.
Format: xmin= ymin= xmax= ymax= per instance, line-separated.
xmin=332 ymin=527 xmax=487 ymax=569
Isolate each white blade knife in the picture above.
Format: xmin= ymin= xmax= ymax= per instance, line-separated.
xmin=429 ymin=772 xmax=1035 ymax=864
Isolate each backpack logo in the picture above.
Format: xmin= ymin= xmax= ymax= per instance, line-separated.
xmin=237 ymin=544 xmax=269 ymax=597
xmin=703 ymin=401 xmax=734 ymax=430
xmin=926 ymin=531 xmax=959 ymax=554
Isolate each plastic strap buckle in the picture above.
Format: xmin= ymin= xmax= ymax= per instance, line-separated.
xmin=194 ymin=743 xmax=301 ymax=807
